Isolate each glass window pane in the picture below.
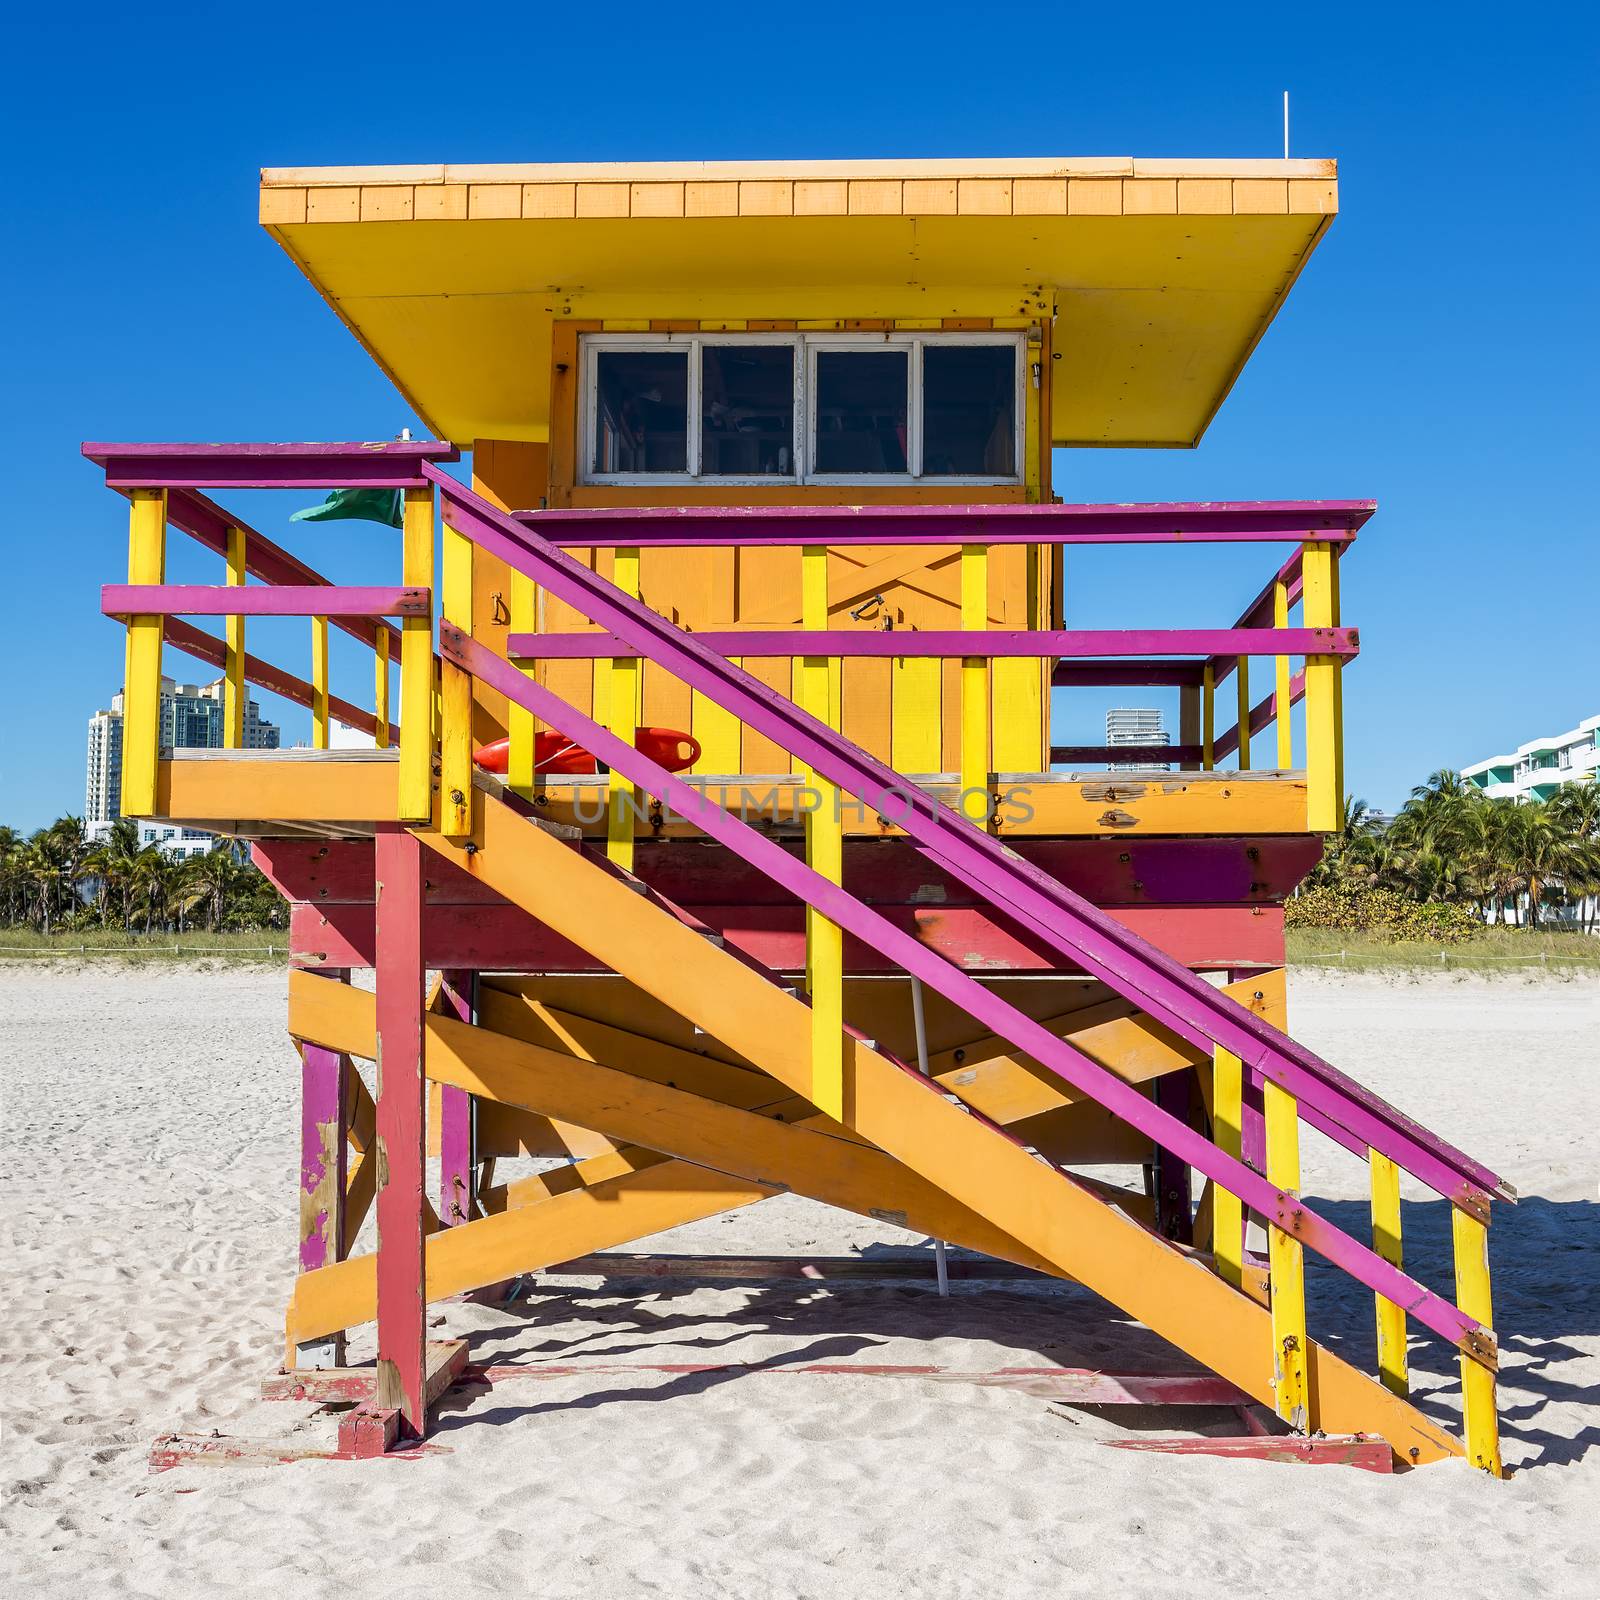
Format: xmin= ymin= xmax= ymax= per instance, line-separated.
xmin=592 ymin=349 xmax=688 ymax=474
xmin=814 ymin=350 xmax=909 ymax=474
xmin=921 ymin=344 xmax=1016 ymax=477
xmin=700 ymin=345 xmax=795 ymax=476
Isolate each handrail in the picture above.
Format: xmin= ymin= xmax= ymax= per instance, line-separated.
xmin=507 ymin=498 xmax=1373 ymax=546
xmin=430 ymin=467 xmax=1509 ymax=1213
xmin=445 ymin=619 xmax=1487 ymax=1359
xmin=504 ymin=627 xmax=1359 ymax=661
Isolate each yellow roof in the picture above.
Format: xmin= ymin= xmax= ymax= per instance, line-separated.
xmin=260 ymin=157 xmax=1337 ymax=448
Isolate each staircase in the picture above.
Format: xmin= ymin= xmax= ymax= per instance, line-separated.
xmin=83 ymin=443 xmax=1510 ymax=1474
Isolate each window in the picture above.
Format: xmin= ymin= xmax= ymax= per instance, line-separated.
xmin=580 ymin=331 xmax=1024 ymax=484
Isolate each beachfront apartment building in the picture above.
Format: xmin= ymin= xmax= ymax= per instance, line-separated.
xmin=1461 ymin=714 xmax=1600 ymax=802
xmin=86 ymin=679 xmax=280 ymax=856
xmin=1105 ymin=707 xmax=1169 ymax=769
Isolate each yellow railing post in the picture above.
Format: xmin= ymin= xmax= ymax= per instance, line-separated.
xmin=121 ymin=488 xmax=167 ymax=818
xmin=1302 ymin=541 xmax=1340 ymax=831
xmin=1331 ymin=547 xmax=1345 ymax=809
xmin=801 ymin=546 xmax=844 ymax=1121
xmin=1369 ymin=1150 xmax=1409 ymax=1396
xmin=1235 ymin=655 xmax=1251 ymax=770
xmin=373 ymin=630 xmax=390 ymax=750
xmin=1264 ymin=1079 xmax=1310 ymax=1432
xmin=311 ymin=616 xmax=330 ymax=749
xmin=439 ymin=519 xmax=474 ymax=836
xmin=1212 ymin=1047 xmax=1244 ymax=1289
xmin=1201 ymin=662 xmax=1215 ymax=771
xmin=223 ymin=525 xmax=246 ymax=749
xmin=960 ymin=544 xmax=990 ymax=824
xmin=605 ymin=548 xmax=641 ymax=869
xmin=398 ymin=486 xmax=436 ymax=822
xmin=508 ymin=571 xmax=537 ymax=799
xmin=1453 ymin=1207 xmax=1504 ymax=1475
xmin=1273 ymin=577 xmax=1293 ymax=770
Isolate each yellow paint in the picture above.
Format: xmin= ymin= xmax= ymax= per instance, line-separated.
xmin=158 ymin=753 xmax=398 ymax=823
xmin=398 ymin=487 xmax=436 ymax=821
xmin=310 ymin=616 xmax=330 ymax=749
xmin=960 ymin=545 xmax=990 ymax=822
xmin=1302 ymin=541 xmax=1339 ymax=831
xmin=1264 ymin=1079 xmax=1310 ymax=1431
xmin=518 ymin=770 xmax=1311 ymax=840
xmin=261 ymin=161 xmax=1337 ymax=449
xmin=121 ymin=489 xmax=167 ymax=818
xmin=606 ymin=547 xmax=640 ymax=869
xmin=1273 ymin=578 xmax=1293 ymax=770
xmin=1331 ymin=551 xmax=1346 ymax=808
xmin=1211 ymin=1047 xmax=1244 ymax=1289
xmin=801 ymin=547 xmax=844 ymax=1120
xmin=223 ymin=526 xmax=245 ymax=749
xmin=1234 ymin=655 xmax=1250 ymax=770
xmin=508 ymin=571 xmax=536 ymax=797
xmin=395 ymin=793 xmax=1464 ymax=1466
xmin=1370 ymin=1149 xmax=1409 ymax=1396
xmin=1201 ymin=662 xmax=1215 ymax=770
xmin=440 ymin=523 xmax=474 ymax=835
xmin=1452 ymin=1206 xmax=1504 ymax=1475
xmin=373 ymin=629 xmax=390 ymax=749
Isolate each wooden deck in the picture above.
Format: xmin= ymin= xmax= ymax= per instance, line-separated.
xmin=152 ymin=751 xmax=1313 ymax=840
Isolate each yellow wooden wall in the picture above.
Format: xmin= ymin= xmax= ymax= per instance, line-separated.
xmin=473 ymin=315 xmax=1054 ymax=777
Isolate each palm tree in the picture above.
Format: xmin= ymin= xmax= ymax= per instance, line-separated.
xmin=177 ymin=843 xmax=241 ymax=932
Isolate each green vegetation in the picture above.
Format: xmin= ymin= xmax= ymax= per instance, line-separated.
xmin=0 ymin=926 xmax=285 ymax=959
xmin=1306 ymin=771 xmax=1600 ymax=933
xmin=0 ymin=816 xmax=286 ymax=939
xmin=1286 ymin=924 xmax=1600 ymax=974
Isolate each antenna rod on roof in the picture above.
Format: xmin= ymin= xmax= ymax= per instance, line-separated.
xmin=1283 ymin=91 xmax=1290 ymax=159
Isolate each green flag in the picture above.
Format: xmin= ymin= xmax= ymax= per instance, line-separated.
xmin=289 ymin=488 xmax=404 ymax=528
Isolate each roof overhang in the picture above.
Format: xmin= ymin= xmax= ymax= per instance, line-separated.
xmin=260 ymin=157 xmax=1338 ymax=449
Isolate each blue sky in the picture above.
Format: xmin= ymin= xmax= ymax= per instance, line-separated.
xmin=4 ymin=1 xmax=1595 ymax=831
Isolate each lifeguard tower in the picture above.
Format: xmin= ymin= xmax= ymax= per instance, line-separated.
xmin=91 ymin=156 xmax=1510 ymax=1473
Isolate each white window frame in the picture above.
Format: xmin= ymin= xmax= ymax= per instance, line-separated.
xmin=578 ymin=330 xmax=1025 ymax=487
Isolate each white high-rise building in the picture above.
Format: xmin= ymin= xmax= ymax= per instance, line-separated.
xmin=85 ymin=678 xmax=280 ymax=857
xmin=1105 ymin=707 xmax=1169 ymax=769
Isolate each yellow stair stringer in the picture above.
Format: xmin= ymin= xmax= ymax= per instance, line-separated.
xmin=412 ymin=792 xmax=1464 ymax=1466
xmin=285 ymin=975 xmax=1070 ymax=1354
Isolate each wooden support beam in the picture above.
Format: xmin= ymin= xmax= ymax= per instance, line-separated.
xmin=1453 ymin=1207 xmax=1504 ymax=1475
xmin=223 ymin=525 xmax=245 ymax=749
xmin=1370 ymin=1149 xmax=1409 ymax=1397
xmin=374 ymin=826 xmax=427 ymax=1439
xmin=1302 ymin=540 xmax=1339 ymax=831
xmin=440 ymin=522 xmax=474 ymax=835
xmin=121 ymin=489 xmax=167 ymax=817
xmin=508 ymin=570 xmax=537 ymax=798
xmin=1264 ymin=1079 xmax=1310 ymax=1432
xmin=605 ymin=547 xmax=640 ymax=868
xmin=311 ymin=615 xmax=330 ymax=749
xmin=960 ymin=543 xmax=990 ymax=822
xmin=374 ymin=626 xmax=391 ymax=749
xmin=1273 ymin=577 xmax=1293 ymax=770
xmin=398 ymin=795 xmax=1464 ymax=1466
xmin=437 ymin=972 xmax=477 ymax=1226
xmin=1211 ymin=1047 xmax=1244 ymax=1290
xmin=801 ymin=545 xmax=843 ymax=1120
xmin=1201 ymin=661 xmax=1215 ymax=771
xmin=398 ymin=488 xmax=435 ymax=822
xmin=297 ymin=1014 xmax=348 ymax=1368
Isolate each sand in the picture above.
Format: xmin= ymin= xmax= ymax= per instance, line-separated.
xmin=2 ymin=963 xmax=1597 ymax=1598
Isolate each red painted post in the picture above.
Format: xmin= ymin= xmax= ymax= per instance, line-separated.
xmin=438 ymin=971 xmax=477 ymax=1226
xmin=297 ymin=971 xmax=350 ymax=1368
xmin=374 ymin=825 xmax=427 ymax=1440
